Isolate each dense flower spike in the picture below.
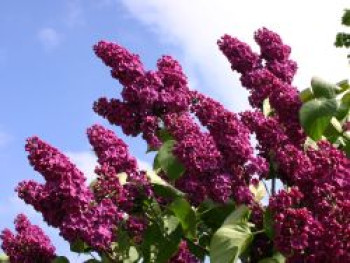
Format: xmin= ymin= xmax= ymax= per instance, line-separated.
xmin=16 ymin=135 xmax=125 ymax=252
xmin=87 ymin=124 xmax=138 ymax=175
xmin=254 ymin=27 xmax=291 ymax=62
xmin=61 ymin=199 xmax=123 ymax=251
xmin=18 ymin=137 xmax=93 ymax=227
xmin=93 ymin=40 xmax=145 ymax=86
xmin=94 ymin=43 xmax=192 ymax=149
xmin=0 ymin=214 xmax=56 ymax=263
xmin=218 ymin=34 xmax=261 ymax=74
xmin=93 ymin=98 xmax=142 ymax=137
xmin=87 ymin=124 xmax=152 ymax=211
xmin=164 ymin=113 xmax=222 ymax=174
xmin=220 ymin=28 xmax=304 ymax=146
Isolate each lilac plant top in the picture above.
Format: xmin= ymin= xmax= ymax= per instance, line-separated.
xmin=1 ymin=214 xmax=56 ymax=263
xmin=0 ymin=27 xmax=349 ymax=262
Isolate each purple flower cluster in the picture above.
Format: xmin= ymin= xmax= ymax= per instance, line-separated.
xmin=0 ymin=214 xmax=56 ymax=263
xmin=169 ymin=241 xmax=200 ymax=263
xmin=219 ymin=28 xmax=304 ymax=146
xmin=17 ymin=136 xmax=93 ymax=228
xmin=16 ymin=136 xmax=122 ymax=252
xmin=87 ymin=124 xmax=152 ymax=212
xmin=269 ymin=142 xmax=350 ymax=261
xmin=4 ymin=27 xmax=348 ymax=262
xmin=93 ymin=41 xmax=192 ymax=149
xmin=93 ymin=37 xmax=269 ymax=205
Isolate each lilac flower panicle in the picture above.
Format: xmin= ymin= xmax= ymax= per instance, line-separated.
xmin=254 ymin=27 xmax=291 ymax=61
xmin=87 ymin=124 xmax=138 ymax=175
xmin=218 ymin=34 xmax=261 ymax=74
xmin=17 ymin=137 xmax=93 ymax=227
xmin=0 ymin=214 xmax=56 ymax=263
xmin=93 ymin=98 xmax=142 ymax=137
xmin=93 ymin=41 xmax=145 ymax=86
xmin=266 ymin=59 xmax=297 ymax=84
xmin=60 ymin=199 xmax=123 ymax=251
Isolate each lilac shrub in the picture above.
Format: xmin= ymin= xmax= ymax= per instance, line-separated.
xmin=1 ymin=27 xmax=349 ymax=263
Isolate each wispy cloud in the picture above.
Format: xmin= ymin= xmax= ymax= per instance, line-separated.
xmin=66 ymin=151 xmax=97 ymax=183
xmin=0 ymin=131 xmax=12 ymax=147
xmin=37 ymin=27 xmax=62 ymax=51
xmin=64 ymin=0 xmax=85 ymax=27
xmin=121 ymin=0 xmax=350 ymax=111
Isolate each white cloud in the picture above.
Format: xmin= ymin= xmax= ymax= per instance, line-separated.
xmin=64 ymin=0 xmax=85 ymax=27
xmin=121 ymin=0 xmax=350 ymax=111
xmin=0 ymin=131 xmax=12 ymax=147
xmin=66 ymin=151 xmax=97 ymax=183
xmin=37 ymin=27 xmax=62 ymax=51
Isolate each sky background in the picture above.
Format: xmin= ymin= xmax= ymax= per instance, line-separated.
xmin=0 ymin=0 xmax=349 ymax=261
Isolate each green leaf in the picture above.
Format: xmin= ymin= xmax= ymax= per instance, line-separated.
xmin=70 ymin=239 xmax=91 ymax=254
xmin=342 ymin=9 xmax=350 ymax=26
xmin=199 ymin=201 xmax=235 ymax=231
xmin=169 ymin=198 xmax=197 ymax=239
xmin=52 ymin=256 xmax=70 ymax=263
xmin=157 ymin=129 xmax=174 ymax=143
xmin=221 ymin=205 xmax=250 ymax=225
xmin=186 ymin=239 xmax=208 ymax=261
xmin=141 ymin=222 xmax=182 ymax=263
xmin=262 ymin=98 xmax=272 ymax=117
xmin=337 ymin=79 xmax=350 ymax=91
xmin=311 ymin=77 xmax=339 ymax=99
xmin=146 ymin=170 xmax=185 ymax=199
xmin=141 ymin=223 xmax=162 ymax=263
xmin=210 ymin=206 xmax=253 ymax=263
xmin=299 ymin=98 xmax=339 ymax=140
xmin=121 ymin=247 xmax=139 ymax=263
xmin=299 ymin=87 xmax=314 ymax=103
xmin=263 ymin=208 xmax=275 ymax=239
xmin=100 ymin=253 xmax=112 ymax=263
xmin=335 ymin=33 xmax=350 ymax=48
xmin=163 ymin=215 xmax=180 ymax=235
xmin=154 ymin=140 xmax=185 ymax=180
xmin=156 ymin=226 xmax=183 ymax=263
xmin=84 ymin=260 xmax=100 ymax=263
xmin=114 ymin=228 xmax=131 ymax=259
xmin=259 ymin=252 xmax=285 ymax=263
xmin=0 ymin=254 xmax=9 ymax=263
xmin=249 ymin=182 xmax=266 ymax=202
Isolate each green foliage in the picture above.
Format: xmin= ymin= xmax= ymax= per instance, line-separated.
xmin=299 ymin=77 xmax=350 ymax=147
xmin=342 ymin=9 xmax=350 ymax=26
xmin=52 ymin=256 xmax=70 ymax=263
xmin=335 ymin=9 xmax=350 ymax=58
xmin=210 ymin=206 xmax=253 ymax=263
xmin=70 ymin=239 xmax=91 ymax=254
xmin=141 ymin=221 xmax=182 ymax=263
xmin=335 ymin=32 xmax=350 ymax=48
xmin=198 ymin=200 xmax=236 ymax=232
xmin=259 ymin=252 xmax=285 ymax=263
xmin=169 ymin=197 xmax=197 ymax=239
xmin=263 ymin=208 xmax=275 ymax=240
xmin=154 ymin=140 xmax=185 ymax=180
xmin=0 ymin=254 xmax=9 ymax=263
xmin=146 ymin=170 xmax=185 ymax=199
xmin=299 ymin=97 xmax=339 ymax=140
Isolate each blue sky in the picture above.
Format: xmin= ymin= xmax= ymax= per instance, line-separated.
xmin=0 ymin=0 xmax=349 ymax=261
